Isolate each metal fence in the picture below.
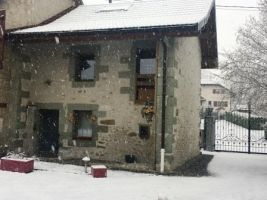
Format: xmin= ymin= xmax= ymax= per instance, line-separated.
xmin=214 ymin=108 xmax=267 ymax=154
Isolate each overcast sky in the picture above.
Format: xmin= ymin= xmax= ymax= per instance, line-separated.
xmin=83 ymin=0 xmax=260 ymax=60
xmin=216 ymin=0 xmax=259 ymax=56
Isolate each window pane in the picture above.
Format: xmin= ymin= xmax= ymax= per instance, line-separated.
xmin=140 ymin=58 xmax=156 ymax=74
xmin=74 ymin=111 xmax=93 ymax=138
xmin=81 ymin=60 xmax=95 ymax=80
xmin=78 ymin=128 xmax=92 ymax=137
xmin=136 ymin=87 xmax=154 ymax=102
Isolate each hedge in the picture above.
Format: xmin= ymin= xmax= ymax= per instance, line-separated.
xmin=223 ymin=112 xmax=267 ymax=130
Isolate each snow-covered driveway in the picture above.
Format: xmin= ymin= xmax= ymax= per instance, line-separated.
xmin=0 ymin=152 xmax=267 ymax=200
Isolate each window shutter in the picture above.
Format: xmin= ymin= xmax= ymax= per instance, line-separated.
xmin=0 ymin=10 xmax=5 ymax=70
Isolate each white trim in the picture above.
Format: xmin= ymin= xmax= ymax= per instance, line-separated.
xmin=160 ymin=148 xmax=165 ymax=173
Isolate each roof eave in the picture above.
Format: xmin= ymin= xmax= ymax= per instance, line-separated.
xmin=8 ymin=23 xmax=200 ymax=38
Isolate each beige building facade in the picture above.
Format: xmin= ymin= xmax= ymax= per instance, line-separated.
xmin=201 ymin=69 xmax=231 ymax=113
xmin=201 ymin=84 xmax=231 ymax=112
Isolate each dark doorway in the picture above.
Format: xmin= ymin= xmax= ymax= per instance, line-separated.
xmin=39 ymin=109 xmax=59 ymax=157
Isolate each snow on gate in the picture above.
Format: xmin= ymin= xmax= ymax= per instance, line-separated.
xmin=215 ymin=119 xmax=267 ymax=154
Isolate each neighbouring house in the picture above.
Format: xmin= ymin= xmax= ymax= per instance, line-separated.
xmin=1 ymin=0 xmax=217 ymax=173
xmin=0 ymin=0 xmax=80 ymax=148
xmin=201 ymin=69 xmax=231 ymax=113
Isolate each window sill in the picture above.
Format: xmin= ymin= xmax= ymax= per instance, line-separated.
xmin=74 ymin=79 xmax=95 ymax=82
xmin=136 ymin=74 xmax=155 ymax=78
xmin=73 ymin=137 xmax=93 ymax=141
xmin=135 ymin=100 xmax=154 ymax=105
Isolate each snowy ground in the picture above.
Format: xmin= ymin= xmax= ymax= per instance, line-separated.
xmin=1 ymin=151 xmax=267 ymax=200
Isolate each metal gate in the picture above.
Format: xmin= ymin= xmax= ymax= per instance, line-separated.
xmin=215 ymin=108 xmax=267 ymax=154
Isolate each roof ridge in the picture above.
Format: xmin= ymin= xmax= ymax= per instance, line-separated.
xmin=81 ymin=0 xmax=176 ymax=7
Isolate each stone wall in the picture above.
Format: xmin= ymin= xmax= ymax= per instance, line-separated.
xmin=170 ymin=37 xmax=201 ymax=170
xmin=10 ymin=40 xmax=157 ymax=167
xmin=157 ymin=37 xmax=201 ymax=172
xmin=0 ymin=0 xmax=75 ymax=149
xmin=0 ymin=45 xmax=11 ymax=147
xmin=0 ymin=72 xmax=9 ymax=146
xmin=0 ymin=0 xmax=74 ymax=30
xmin=154 ymin=36 xmax=201 ymax=172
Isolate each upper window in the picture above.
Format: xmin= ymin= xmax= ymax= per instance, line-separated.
xmin=139 ymin=58 xmax=156 ymax=75
xmin=135 ymin=48 xmax=156 ymax=104
xmin=75 ymin=54 xmax=95 ymax=81
xmin=213 ymin=89 xmax=226 ymax=94
xmin=136 ymin=49 xmax=156 ymax=75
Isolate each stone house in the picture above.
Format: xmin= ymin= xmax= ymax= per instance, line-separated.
xmin=2 ymin=0 xmax=217 ymax=173
xmin=201 ymin=69 xmax=231 ymax=113
xmin=0 ymin=0 xmax=80 ymax=148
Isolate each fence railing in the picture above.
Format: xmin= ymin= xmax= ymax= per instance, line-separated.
xmin=203 ymin=106 xmax=267 ymax=154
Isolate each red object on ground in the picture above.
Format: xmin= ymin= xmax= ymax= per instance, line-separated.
xmin=0 ymin=157 xmax=34 ymax=173
xmin=91 ymin=165 xmax=107 ymax=178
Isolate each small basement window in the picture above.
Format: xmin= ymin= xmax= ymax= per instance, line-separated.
xmin=139 ymin=124 xmax=150 ymax=139
xmin=75 ymin=54 xmax=95 ymax=81
xmin=73 ymin=110 xmax=94 ymax=139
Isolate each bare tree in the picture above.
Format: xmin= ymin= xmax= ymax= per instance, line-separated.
xmin=222 ymin=0 xmax=267 ymax=117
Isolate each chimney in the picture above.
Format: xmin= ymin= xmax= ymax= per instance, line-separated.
xmin=109 ymin=0 xmax=112 ymax=3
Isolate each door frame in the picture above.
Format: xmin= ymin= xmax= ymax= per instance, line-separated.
xmin=38 ymin=109 xmax=60 ymax=157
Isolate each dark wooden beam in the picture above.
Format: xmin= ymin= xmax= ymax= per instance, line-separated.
xmin=0 ymin=103 xmax=7 ymax=108
xmin=199 ymin=5 xmax=218 ymax=69
xmin=0 ymin=10 xmax=5 ymax=70
xmin=8 ymin=25 xmax=200 ymax=44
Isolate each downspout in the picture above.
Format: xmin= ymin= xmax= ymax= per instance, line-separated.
xmin=160 ymin=38 xmax=167 ymax=173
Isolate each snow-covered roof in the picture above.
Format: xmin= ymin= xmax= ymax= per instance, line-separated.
xmin=13 ymin=0 xmax=215 ymax=34
xmin=201 ymin=69 xmax=229 ymax=89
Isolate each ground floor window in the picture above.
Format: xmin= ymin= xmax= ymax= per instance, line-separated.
xmin=214 ymin=101 xmax=228 ymax=107
xmin=73 ymin=110 xmax=94 ymax=139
